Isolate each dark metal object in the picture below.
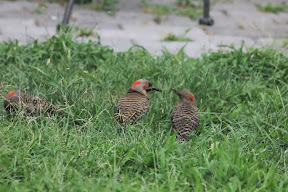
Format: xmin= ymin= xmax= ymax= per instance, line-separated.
xmin=199 ymin=0 xmax=214 ymax=26
xmin=56 ymin=0 xmax=75 ymax=31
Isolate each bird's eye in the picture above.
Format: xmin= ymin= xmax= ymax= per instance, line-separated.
xmin=148 ymin=83 xmax=152 ymax=87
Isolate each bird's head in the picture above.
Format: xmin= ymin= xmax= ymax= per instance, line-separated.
xmin=5 ymin=90 xmax=16 ymax=99
xmin=129 ymin=79 xmax=162 ymax=96
xmin=172 ymin=88 xmax=195 ymax=103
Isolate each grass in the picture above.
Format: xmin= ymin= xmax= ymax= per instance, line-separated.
xmin=48 ymin=0 xmax=119 ymax=14
xmin=33 ymin=1 xmax=48 ymax=14
xmin=141 ymin=0 xmax=202 ymax=22
xmin=141 ymin=3 xmax=172 ymax=15
xmin=175 ymin=0 xmax=203 ymax=19
xmin=162 ymin=32 xmax=192 ymax=42
xmin=176 ymin=7 xmax=203 ymax=19
xmin=83 ymin=0 xmax=119 ymax=15
xmin=283 ymin=40 xmax=288 ymax=48
xmin=0 ymin=33 xmax=288 ymax=191
xmin=256 ymin=3 xmax=288 ymax=14
xmin=57 ymin=24 xmax=99 ymax=40
xmin=76 ymin=27 xmax=96 ymax=37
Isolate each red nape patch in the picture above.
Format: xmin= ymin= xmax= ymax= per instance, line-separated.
xmin=131 ymin=81 xmax=141 ymax=87
xmin=8 ymin=90 xmax=16 ymax=98
xmin=186 ymin=94 xmax=194 ymax=102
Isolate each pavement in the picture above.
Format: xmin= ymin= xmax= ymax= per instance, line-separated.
xmin=0 ymin=0 xmax=287 ymax=57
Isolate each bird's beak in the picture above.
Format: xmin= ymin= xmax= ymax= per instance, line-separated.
xmin=151 ymin=87 xmax=162 ymax=92
xmin=171 ymin=88 xmax=180 ymax=95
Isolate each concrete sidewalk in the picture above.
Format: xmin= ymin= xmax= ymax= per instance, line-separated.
xmin=0 ymin=0 xmax=287 ymax=57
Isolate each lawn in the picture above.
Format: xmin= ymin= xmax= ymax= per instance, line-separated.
xmin=0 ymin=33 xmax=288 ymax=191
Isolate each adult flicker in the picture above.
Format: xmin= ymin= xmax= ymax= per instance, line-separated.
xmin=171 ymin=89 xmax=199 ymax=141
xmin=3 ymin=90 xmax=59 ymax=118
xmin=115 ymin=79 xmax=162 ymax=126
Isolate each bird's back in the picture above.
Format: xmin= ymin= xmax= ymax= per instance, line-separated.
xmin=115 ymin=91 xmax=150 ymax=125
xmin=171 ymin=101 xmax=199 ymax=140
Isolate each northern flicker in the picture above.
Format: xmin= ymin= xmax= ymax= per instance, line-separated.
xmin=115 ymin=79 xmax=162 ymax=126
xmin=171 ymin=89 xmax=199 ymax=141
xmin=3 ymin=90 xmax=59 ymax=118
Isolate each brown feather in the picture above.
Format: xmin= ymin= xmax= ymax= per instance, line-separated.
xmin=115 ymin=90 xmax=149 ymax=126
xmin=171 ymin=89 xmax=199 ymax=141
xmin=115 ymin=79 xmax=161 ymax=126
xmin=3 ymin=90 xmax=58 ymax=118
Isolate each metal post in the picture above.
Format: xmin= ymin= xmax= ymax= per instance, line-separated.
xmin=57 ymin=0 xmax=75 ymax=31
xmin=199 ymin=0 xmax=214 ymax=26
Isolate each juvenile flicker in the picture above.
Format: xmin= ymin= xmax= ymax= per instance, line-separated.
xmin=171 ymin=89 xmax=199 ymax=141
xmin=115 ymin=79 xmax=162 ymax=126
xmin=3 ymin=90 xmax=58 ymax=118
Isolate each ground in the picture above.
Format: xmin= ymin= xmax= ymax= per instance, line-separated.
xmin=0 ymin=0 xmax=287 ymax=57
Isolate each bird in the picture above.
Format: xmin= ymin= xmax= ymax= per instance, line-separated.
xmin=3 ymin=90 xmax=59 ymax=118
xmin=115 ymin=79 xmax=162 ymax=126
xmin=171 ymin=89 xmax=199 ymax=141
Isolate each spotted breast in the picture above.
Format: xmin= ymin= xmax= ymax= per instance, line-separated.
xmin=115 ymin=79 xmax=162 ymax=126
xmin=116 ymin=90 xmax=150 ymax=125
